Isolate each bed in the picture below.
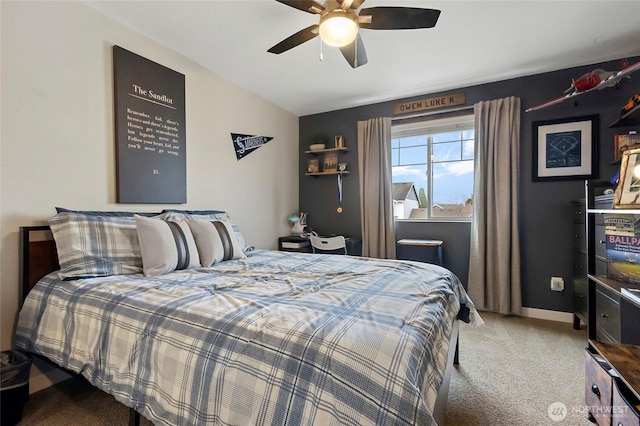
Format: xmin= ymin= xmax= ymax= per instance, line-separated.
xmin=15 ymin=209 xmax=480 ymax=426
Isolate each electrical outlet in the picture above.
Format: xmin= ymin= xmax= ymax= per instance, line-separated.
xmin=551 ymin=277 xmax=564 ymax=291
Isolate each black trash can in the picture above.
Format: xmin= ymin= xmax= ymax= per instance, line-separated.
xmin=0 ymin=351 xmax=33 ymax=426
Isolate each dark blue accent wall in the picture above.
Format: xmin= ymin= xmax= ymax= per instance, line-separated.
xmin=299 ymin=56 xmax=640 ymax=313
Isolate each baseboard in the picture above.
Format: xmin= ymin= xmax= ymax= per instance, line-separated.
xmin=521 ymin=307 xmax=574 ymax=324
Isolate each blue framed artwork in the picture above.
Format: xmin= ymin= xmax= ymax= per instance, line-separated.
xmin=532 ymin=115 xmax=598 ymax=181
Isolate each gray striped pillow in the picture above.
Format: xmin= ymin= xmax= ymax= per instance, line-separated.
xmin=163 ymin=211 xmax=248 ymax=252
xmin=187 ymin=219 xmax=246 ymax=267
xmin=134 ymin=215 xmax=201 ymax=276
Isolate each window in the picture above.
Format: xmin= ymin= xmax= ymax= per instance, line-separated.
xmin=391 ymin=114 xmax=474 ymax=220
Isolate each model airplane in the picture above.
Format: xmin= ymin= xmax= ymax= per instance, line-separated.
xmin=525 ymin=59 xmax=640 ymax=113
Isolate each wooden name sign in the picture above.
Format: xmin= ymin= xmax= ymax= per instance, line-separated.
xmin=393 ymin=93 xmax=466 ymax=115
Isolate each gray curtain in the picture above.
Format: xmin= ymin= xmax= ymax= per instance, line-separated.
xmin=468 ymin=97 xmax=522 ymax=315
xmin=357 ymin=117 xmax=395 ymax=259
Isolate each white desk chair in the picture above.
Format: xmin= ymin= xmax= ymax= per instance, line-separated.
xmin=310 ymin=235 xmax=347 ymax=255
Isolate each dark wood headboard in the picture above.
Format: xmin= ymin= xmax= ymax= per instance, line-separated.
xmin=20 ymin=226 xmax=59 ymax=302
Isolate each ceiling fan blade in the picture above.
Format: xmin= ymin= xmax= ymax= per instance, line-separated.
xmin=337 ymin=0 xmax=367 ymax=10
xmin=339 ymin=34 xmax=368 ymax=68
xmin=359 ymin=7 xmax=441 ymax=30
xmin=268 ymin=25 xmax=319 ymax=54
xmin=275 ymin=0 xmax=325 ymax=14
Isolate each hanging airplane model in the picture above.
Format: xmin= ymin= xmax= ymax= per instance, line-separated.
xmin=525 ymin=59 xmax=640 ymax=113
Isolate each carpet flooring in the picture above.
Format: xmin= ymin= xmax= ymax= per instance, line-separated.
xmin=16 ymin=312 xmax=592 ymax=425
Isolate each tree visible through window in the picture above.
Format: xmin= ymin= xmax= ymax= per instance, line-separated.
xmin=391 ymin=114 xmax=475 ymax=220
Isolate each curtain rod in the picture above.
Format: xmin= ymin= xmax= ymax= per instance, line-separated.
xmin=391 ymin=105 xmax=474 ymax=122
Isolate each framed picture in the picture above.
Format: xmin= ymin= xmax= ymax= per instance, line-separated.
xmin=532 ymin=115 xmax=598 ymax=181
xmin=307 ymin=158 xmax=319 ymax=173
xmin=614 ymin=133 xmax=640 ymax=162
xmin=323 ymin=152 xmax=338 ymax=172
xmin=614 ymin=148 xmax=640 ymax=208
xmin=113 ymin=46 xmax=187 ymax=203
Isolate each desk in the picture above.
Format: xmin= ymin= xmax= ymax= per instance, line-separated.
xmin=396 ymin=239 xmax=443 ymax=265
xmin=278 ymin=236 xmax=311 ymax=253
xmin=278 ymin=236 xmax=362 ymax=256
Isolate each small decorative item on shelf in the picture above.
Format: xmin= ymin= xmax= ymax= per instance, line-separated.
xmin=307 ymin=159 xmax=320 ymax=173
xmin=614 ymin=147 xmax=640 ymax=208
xmin=614 ymin=132 xmax=640 ymax=162
xmin=287 ymin=212 xmax=307 ymax=236
xmin=338 ymin=162 xmax=347 ymax=171
xmin=621 ymin=93 xmax=640 ymax=116
xmin=310 ymin=134 xmax=329 ymax=151
xmin=334 ymin=135 xmax=344 ymax=149
xmin=323 ymin=152 xmax=338 ymax=172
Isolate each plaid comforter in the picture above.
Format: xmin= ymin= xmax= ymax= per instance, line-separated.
xmin=16 ymin=250 xmax=476 ymax=425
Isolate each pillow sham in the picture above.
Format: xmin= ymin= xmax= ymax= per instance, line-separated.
xmin=49 ymin=212 xmax=144 ymax=279
xmin=187 ymin=219 xmax=246 ymax=266
xmin=134 ymin=215 xmax=201 ymax=276
xmin=162 ymin=209 xmax=248 ymax=251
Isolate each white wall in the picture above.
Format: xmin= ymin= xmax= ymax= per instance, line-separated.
xmin=0 ymin=1 xmax=299 ymax=387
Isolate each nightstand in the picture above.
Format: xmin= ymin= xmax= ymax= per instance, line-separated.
xmin=278 ymin=236 xmax=362 ymax=256
xmin=278 ymin=236 xmax=311 ymax=253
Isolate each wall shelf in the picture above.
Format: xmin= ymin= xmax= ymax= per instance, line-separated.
xmin=305 ymin=146 xmax=349 ymax=176
xmin=305 ymin=147 xmax=349 ymax=154
xmin=610 ymin=103 xmax=640 ymax=128
xmin=305 ymin=171 xmax=350 ymax=176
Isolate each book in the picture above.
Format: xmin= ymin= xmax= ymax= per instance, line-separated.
xmin=606 ymin=234 xmax=640 ymax=284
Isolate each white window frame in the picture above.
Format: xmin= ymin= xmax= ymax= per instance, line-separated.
xmin=392 ymin=113 xmax=475 ymax=222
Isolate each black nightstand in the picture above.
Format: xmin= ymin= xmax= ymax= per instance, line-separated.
xmin=278 ymin=236 xmax=362 ymax=256
xmin=278 ymin=236 xmax=312 ymax=253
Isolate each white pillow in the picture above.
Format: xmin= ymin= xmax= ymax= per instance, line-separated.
xmin=134 ymin=215 xmax=201 ymax=276
xmin=187 ymin=219 xmax=246 ymax=267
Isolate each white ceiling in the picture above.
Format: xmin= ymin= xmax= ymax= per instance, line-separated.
xmin=86 ymin=0 xmax=640 ymax=117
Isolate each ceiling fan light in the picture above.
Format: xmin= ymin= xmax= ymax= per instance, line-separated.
xmin=319 ymin=11 xmax=358 ymax=47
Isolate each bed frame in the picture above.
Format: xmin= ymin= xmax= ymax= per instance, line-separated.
xmin=19 ymin=225 xmax=459 ymax=426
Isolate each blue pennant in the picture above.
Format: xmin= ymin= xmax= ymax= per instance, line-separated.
xmin=231 ymin=133 xmax=273 ymax=160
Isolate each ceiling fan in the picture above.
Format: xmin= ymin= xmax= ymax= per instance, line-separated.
xmin=267 ymin=0 xmax=441 ymax=68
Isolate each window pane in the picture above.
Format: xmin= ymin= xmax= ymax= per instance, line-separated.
xmin=392 ymin=164 xmax=426 ymax=188
xmin=392 ymin=164 xmax=427 ymax=220
xmin=432 ymin=141 xmax=461 ymax=162
xmin=399 ymin=145 xmax=427 ymax=165
xmin=431 ymin=161 xmax=474 ymax=218
xmin=462 ymin=139 xmax=474 ymax=160
xmin=399 ymin=135 xmax=427 ymax=148
xmin=433 ymin=131 xmax=462 ymax=143
xmin=392 ymin=148 xmax=399 ymax=166
xmin=392 ymin=138 xmax=400 ymax=149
